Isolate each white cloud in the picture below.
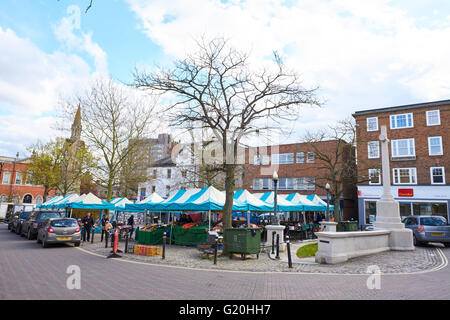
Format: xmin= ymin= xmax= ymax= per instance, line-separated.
xmin=126 ymin=0 xmax=450 ymax=142
xmin=0 ymin=5 xmax=109 ymax=157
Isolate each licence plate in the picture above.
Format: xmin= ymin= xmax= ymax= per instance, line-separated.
xmin=57 ymin=237 xmax=71 ymax=241
xmin=432 ymin=233 xmax=444 ymax=236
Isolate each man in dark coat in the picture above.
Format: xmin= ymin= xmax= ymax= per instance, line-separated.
xmin=127 ymin=215 xmax=135 ymax=239
xmin=82 ymin=212 xmax=95 ymax=242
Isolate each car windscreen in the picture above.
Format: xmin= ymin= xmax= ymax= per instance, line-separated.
xmin=50 ymin=219 xmax=78 ymax=228
xmin=20 ymin=212 xmax=32 ymax=219
xmin=37 ymin=212 xmax=62 ymax=221
xmin=420 ymin=217 xmax=447 ymax=226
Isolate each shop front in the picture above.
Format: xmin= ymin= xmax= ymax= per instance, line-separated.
xmin=357 ymin=185 xmax=450 ymax=226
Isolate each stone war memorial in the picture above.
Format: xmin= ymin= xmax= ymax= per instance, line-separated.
xmin=315 ymin=125 xmax=414 ymax=264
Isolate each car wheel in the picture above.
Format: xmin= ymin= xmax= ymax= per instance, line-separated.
xmin=413 ymin=235 xmax=421 ymax=246
xmin=74 ymin=242 xmax=81 ymax=247
xmin=444 ymin=243 xmax=450 ymax=248
xmin=10 ymin=226 xmax=14 ymax=232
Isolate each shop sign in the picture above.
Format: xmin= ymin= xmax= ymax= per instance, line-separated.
xmin=398 ymin=188 xmax=414 ymax=197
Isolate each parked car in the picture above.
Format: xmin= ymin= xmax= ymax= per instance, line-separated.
xmin=37 ymin=218 xmax=81 ymax=248
xmin=21 ymin=211 xmax=63 ymax=240
xmin=8 ymin=214 xmax=19 ymax=231
xmin=11 ymin=211 xmax=32 ymax=235
xmin=403 ymin=216 xmax=450 ymax=247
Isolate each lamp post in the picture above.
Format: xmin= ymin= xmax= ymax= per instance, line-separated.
xmin=9 ymin=152 xmax=19 ymax=203
xmin=273 ymin=171 xmax=279 ymax=225
xmin=325 ymin=183 xmax=330 ymax=221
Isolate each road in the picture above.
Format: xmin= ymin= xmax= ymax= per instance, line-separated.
xmin=1 ymin=223 xmax=449 ymax=300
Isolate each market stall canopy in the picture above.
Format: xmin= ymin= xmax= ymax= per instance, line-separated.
xmin=233 ymin=189 xmax=274 ymax=212
xmin=282 ymin=193 xmax=324 ymax=211
xmin=257 ymin=191 xmax=304 ymax=212
xmin=111 ymin=197 xmax=134 ymax=210
xmin=49 ymin=194 xmax=80 ymax=209
xmin=66 ymin=193 xmax=115 ymax=210
xmin=306 ymin=194 xmax=334 ymax=211
xmin=124 ymin=193 xmax=164 ymax=211
xmin=152 ymin=188 xmax=201 ymax=211
xmin=37 ymin=196 xmax=63 ymax=209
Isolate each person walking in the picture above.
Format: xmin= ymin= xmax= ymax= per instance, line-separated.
xmin=82 ymin=212 xmax=95 ymax=242
xmin=127 ymin=215 xmax=135 ymax=240
xmin=101 ymin=214 xmax=109 ymax=242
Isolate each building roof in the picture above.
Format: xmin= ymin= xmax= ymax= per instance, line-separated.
xmin=352 ymin=99 xmax=450 ymax=116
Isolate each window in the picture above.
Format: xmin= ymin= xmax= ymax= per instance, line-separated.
xmin=15 ymin=173 xmax=22 ymax=185
xmin=167 ymin=169 xmax=172 ymax=179
xmin=306 ymin=152 xmax=315 ymax=163
xmin=271 ymin=153 xmax=294 ymax=164
xmin=390 ymin=113 xmax=413 ymax=129
xmin=368 ymin=169 xmax=381 ymax=185
xmin=296 ymin=152 xmax=304 ymax=163
xmin=391 ymin=138 xmax=415 ymax=157
xmin=254 ymin=155 xmax=260 ymax=165
xmin=262 ymin=155 xmax=270 ymax=165
xmin=366 ymin=117 xmax=378 ymax=131
xmin=426 ymin=110 xmax=440 ymax=126
xmin=2 ymin=172 xmax=10 ymax=184
xmin=428 ymin=136 xmax=443 ymax=156
xmin=430 ymin=167 xmax=445 ymax=184
xmin=253 ymin=178 xmax=273 ymax=190
xmin=35 ymin=196 xmax=43 ymax=204
xmin=278 ymin=178 xmax=294 ymax=190
xmin=295 ymin=177 xmax=315 ymax=190
xmin=152 ymin=186 xmax=156 ymax=193
xmin=393 ymin=168 xmax=417 ymax=184
xmin=25 ymin=173 xmax=33 ymax=185
xmin=153 ymin=169 xmax=157 ymax=178
xmin=181 ymin=170 xmax=187 ymax=178
xmin=0 ymin=194 xmax=6 ymax=202
xmin=367 ymin=141 xmax=380 ymax=159
xmin=166 ymin=186 xmax=170 ymax=197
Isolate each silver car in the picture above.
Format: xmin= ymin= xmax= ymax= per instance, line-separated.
xmin=403 ymin=216 xmax=450 ymax=247
xmin=37 ymin=218 xmax=81 ymax=248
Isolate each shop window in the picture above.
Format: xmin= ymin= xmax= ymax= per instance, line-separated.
xmin=364 ymin=201 xmax=377 ymax=224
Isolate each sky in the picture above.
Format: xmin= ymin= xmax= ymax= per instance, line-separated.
xmin=1 ymin=0 xmax=450 ymax=157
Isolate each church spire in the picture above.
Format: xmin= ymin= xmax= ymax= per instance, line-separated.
xmin=70 ymin=104 xmax=82 ymax=142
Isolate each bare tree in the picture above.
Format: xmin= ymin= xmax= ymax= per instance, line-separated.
xmin=134 ymin=37 xmax=321 ymax=238
xmin=64 ymin=78 xmax=155 ymax=202
xmin=302 ymin=118 xmax=376 ymax=221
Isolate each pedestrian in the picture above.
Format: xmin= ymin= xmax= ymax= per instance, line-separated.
xmin=101 ymin=214 xmax=109 ymax=242
xmin=127 ymin=215 xmax=135 ymax=239
xmin=82 ymin=212 xmax=95 ymax=242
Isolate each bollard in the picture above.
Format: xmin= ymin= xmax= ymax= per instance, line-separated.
xmin=107 ymin=228 xmax=121 ymax=258
xmin=91 ymin=226 xmax=94 ymax=243
xmin=162 ymin=232 xmax=166 ymax=260
xmin=105 ymin=230 xmax=109 ymax=248
xmin=213 ymin=236 xmax=218 ymax=265
xmin=125 ymin=230 xmax=129 ymax=253
xmin=286 ymin=235 xmax=292 ymax=268
xmin=271 ymin=231 xmax=276 ymax=255
xmin=276 ymin=234 xmax=280 ymax=259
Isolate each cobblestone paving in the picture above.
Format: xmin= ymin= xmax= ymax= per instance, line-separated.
xmin=80 ymin=238 xmax=445 ymax=274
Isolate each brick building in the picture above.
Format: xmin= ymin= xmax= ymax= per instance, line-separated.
xmin=353 ymin=99 xmax=450 ymax=225
xmin=242 ymin=141 xmax=357 ymax=220
xmin=0 ymin=155 xmax=56 ymax=218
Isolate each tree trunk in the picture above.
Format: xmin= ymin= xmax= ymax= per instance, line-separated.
xmin=222 ymin=164 xmax=235 ymax=254
xmin=106 ymin=176 xmax=113 ymax=203
xmin=43 ymin=186 xmax=49 ymax=203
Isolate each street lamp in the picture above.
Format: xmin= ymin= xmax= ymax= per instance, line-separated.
xmin=273 ymin=171 xmax=279 ymax=225
xmin=325 ymin=183 xmax=330 ymax=221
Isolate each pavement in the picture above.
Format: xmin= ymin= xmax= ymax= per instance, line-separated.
xmin=1 ymin=223 xmax=449 ymax=300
